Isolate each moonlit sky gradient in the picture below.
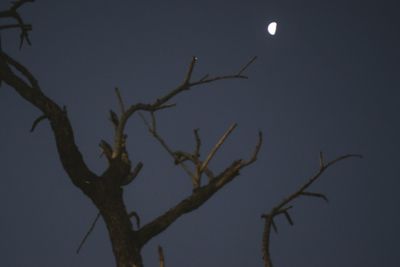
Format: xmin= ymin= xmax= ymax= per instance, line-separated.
xmin=1 ymin=0 xmax=399 ymax=266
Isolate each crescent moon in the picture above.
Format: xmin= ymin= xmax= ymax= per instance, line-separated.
xmin=267 ymin=22 xmax=277 ymax=35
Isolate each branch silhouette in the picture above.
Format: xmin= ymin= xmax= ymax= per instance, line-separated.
xmin=1 ymin=3 xmax=361 ymax=266
xmin=261 ymin=153 xmax=362 ymax=267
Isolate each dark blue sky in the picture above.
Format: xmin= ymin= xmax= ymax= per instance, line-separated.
xmin=1 ymin=0 xmax=399 ymax=266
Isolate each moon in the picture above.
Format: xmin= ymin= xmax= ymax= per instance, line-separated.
xmin=267 ymin=22 xmax=277 ymax=36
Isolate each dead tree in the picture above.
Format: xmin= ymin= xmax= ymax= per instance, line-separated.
xmin=0 ymin=2 xmax=360 ymax=267
xmin=0 ymin=2 xmax=260 ymax=266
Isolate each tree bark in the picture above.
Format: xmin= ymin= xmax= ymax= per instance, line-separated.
xmin=93 ymin=181 xmax=143 ymax=267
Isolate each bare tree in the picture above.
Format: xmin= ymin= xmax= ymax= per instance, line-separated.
xmin=0 ymin=2 xmax=361 ymax=267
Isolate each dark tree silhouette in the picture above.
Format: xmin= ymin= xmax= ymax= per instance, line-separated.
xmin=0 ymin=2 xmax=361 ymax=267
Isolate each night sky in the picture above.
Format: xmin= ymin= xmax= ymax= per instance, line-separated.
xmin=1 ymin=0 xmax=399 ymax=266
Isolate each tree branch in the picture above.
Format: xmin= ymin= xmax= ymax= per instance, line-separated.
xmin=138 ymin=112 xmax=195 ymax=179
xmin=261 ymin=153 xmax=362 ymax=267
xmin=0 ymin=50 xmax=97 ymax=187
xmin=0 ymin=23 xmax=31 ymax=31
xmin=200 ymin=123 xmax=237 ymax=173
xmin=237 ymin=56 xmax=257 ymax=76
xmin=0 ymin=51 xmax=39 ymax=89
xmin=137 ymin=132 xmax=262 ymax=247
xmin=76 ymin=212 xmax=101 ymax=254
xmin=9 ymin=0 xmax=34 ymax=11
xmin=30 ymin=114 xmax=47 ymax=132
xmin=137 ymin=160 xmax=243 ymax=247
xmin=183 ymin=56 xmax=197 ymax=84
xmin=0 ymin=0 xmax=34 ymax=49
xmin=121 ymin=162 xmax=143 ymax=186
xmin=158 ymin=246 xmax=166 ymax=267
xmin=111 ymin=56 xmax=257 ymax=159
xmin=115 ymin=87 xmax=126 ymax=114
xmin=139 ymin=111 xmax=219 ymax=189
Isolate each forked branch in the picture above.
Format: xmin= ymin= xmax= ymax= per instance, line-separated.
xmin=0 ymin=0 xmax=34 ymax=48
xmin=139 ymin=111 xmax=194 ymax=178
xmin=0 ymin=52 xmax=97 ymax=187
xmin=261 ymin=153 xmax=362 ymax=267
xmin=137 ymin=132 xmax=262 ymax=247
xmin=139 ymin=112 xmax=243 ymax=190
xmin=0 ymin=10 xmax=96 ymax=188
xmin=0 ymin=50 xmax=39 ymax=89
xmin=111 ymin=56 xmax=257 ymax=159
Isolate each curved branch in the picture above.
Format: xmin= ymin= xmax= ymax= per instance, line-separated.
xmin=30 ymin=114 xmax=47 ymax=132
xmin=0 ymin=52 xmax=97 ymax=187
xmin=261 ymin=153 xmax=362 ymax=267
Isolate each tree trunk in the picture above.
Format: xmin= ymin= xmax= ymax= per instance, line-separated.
xmin=93 ymin=182 xmax=143 ymax=267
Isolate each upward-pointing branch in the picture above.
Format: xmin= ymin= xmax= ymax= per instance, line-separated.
xmin=200 ymin=123 xmax=237 ymax=173
xmin=111 ymin=56 xmax=257 ymax=159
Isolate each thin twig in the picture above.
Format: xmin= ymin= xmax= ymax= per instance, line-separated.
xmin=30 ymin=114 xmax=47 ymax=132
xmin=76 ymin=212 xmax=101 ymax=254
xmin=192 ymin=128 xmax=203 ymax=180
xmin=193 ymin=128 xmax=201 ymax=159
xmin=113 ymin=103 xmax=175 ymax=158
xmin=121 ymin=162 xmax=143 ymax=186
xmin=183 ymin=56 xmax=197 ymax=84
xmin=200 ymin=123 xmax=237 ymax=173
xmin=138 ymin=112 xmax=195 ymax=178
xmin=190 ymin=74 xmax=248 ymax=87
xmin=237 ymin=56 xmax=257 ymax=75
xmin=112 ymin=57 xmax=256 ymax=158
xmin=0 ymin=24 xmax=31 ymax=31
xmin=199 ymin=74 xmax=209 ymax=81
xmin=10 ymin=0 xmax=35 ymax=11
xmin=319 ymin=151 xmax=324 ymax=169
xmin=300 ymin=191 xmax=329 ymax=202
xmin=109 ymin=109 xmax=119 ymax=129
xmin=242 ymin=131 xmax=263 ymax=166
xmin=158 ymin=245 xmax=165 ymax=267
xmin=115 ymin=87 xmax=126 ymax=113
